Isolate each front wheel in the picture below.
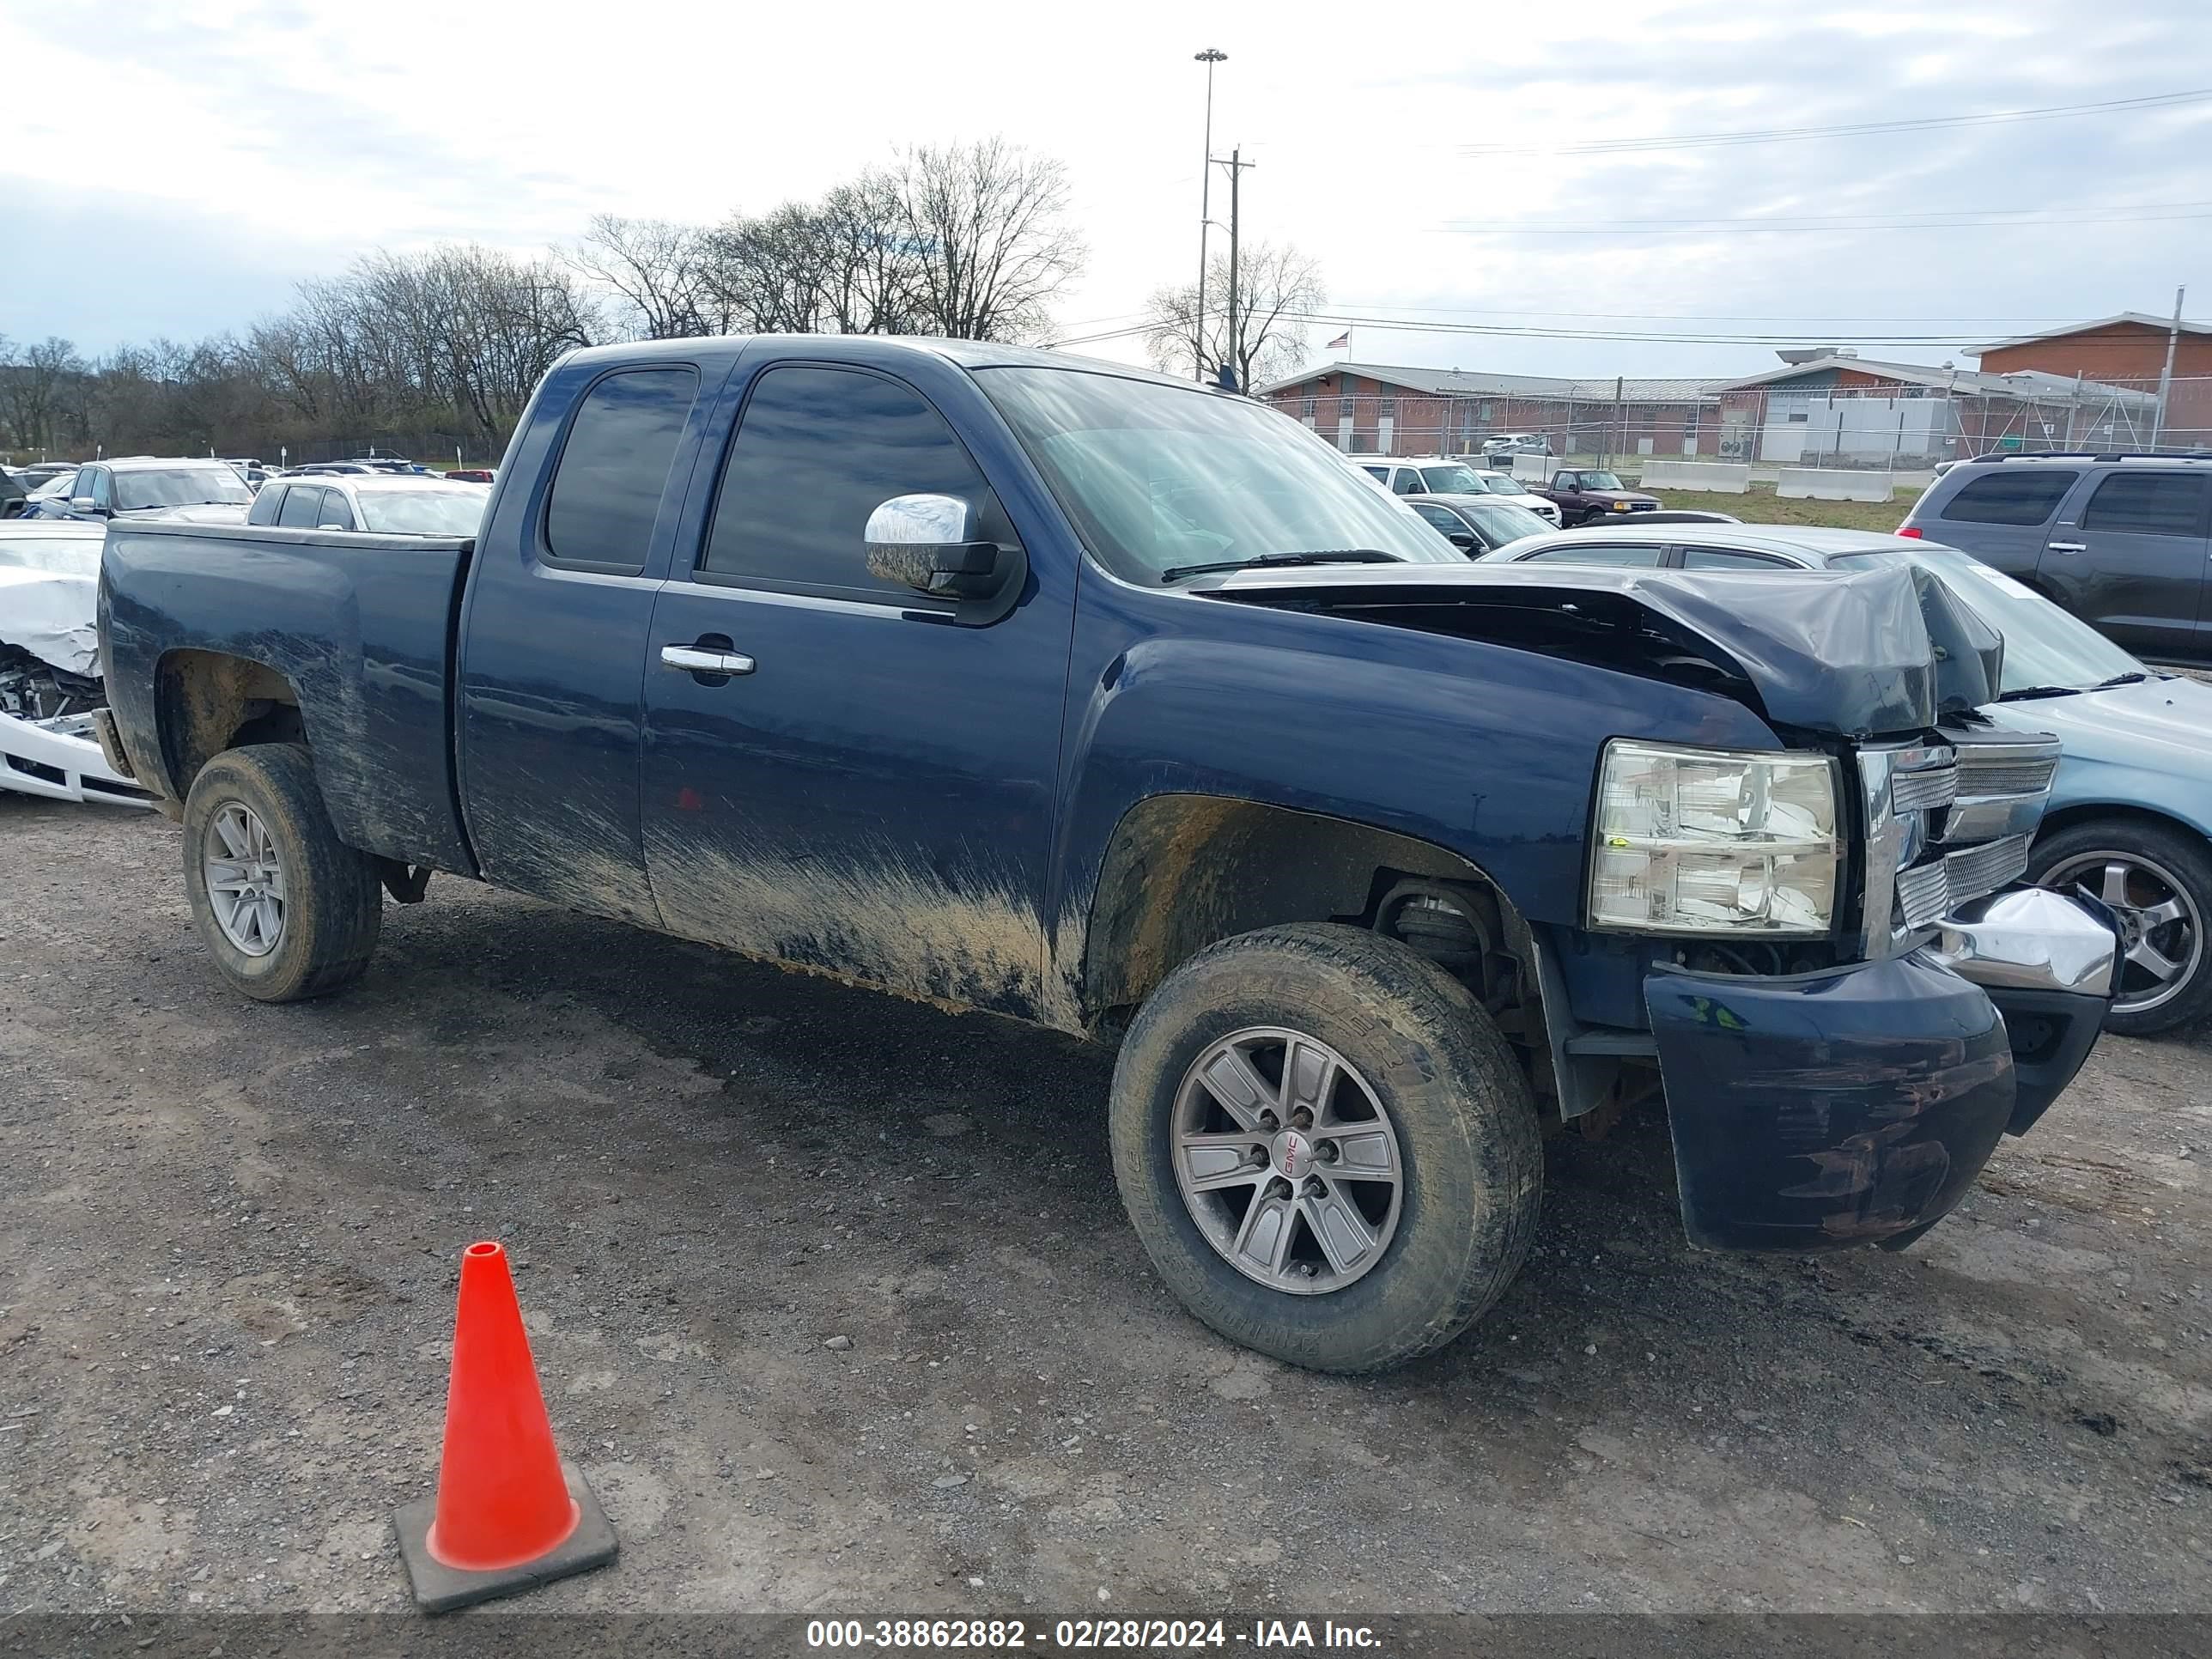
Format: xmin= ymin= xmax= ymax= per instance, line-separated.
xmin=181 ymin=744 xmax=382 ymax=1002
xmin=1109 ymin=923 xmax=1542 ymax=1373
xmin=2030 ymin=817 xmax=2212 ymax=1036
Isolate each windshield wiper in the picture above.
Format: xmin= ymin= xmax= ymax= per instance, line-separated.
xmin=1994 ymin=684 xmax=2086 ymax=702
xmin=2090 ymin=671 xmax=2154 ymax=690
xmin=1160 ymin=549 xmax=1401 ymax=584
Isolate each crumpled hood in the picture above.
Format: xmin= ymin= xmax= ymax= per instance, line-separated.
xmin=1190 ymin=560 xmax=2002 ymax=738
xmin=123 ymin=501 xmax=250 ymax=525
xmin=0 ymin=566 xmax=100 ymax=676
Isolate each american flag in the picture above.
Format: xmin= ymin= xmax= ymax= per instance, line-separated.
xmin=1326 ymin=330 xmax=1350 ymax=349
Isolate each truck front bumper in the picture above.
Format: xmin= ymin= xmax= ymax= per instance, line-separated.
xmin=1644 ymin=889 xmax=2117 ymax=1251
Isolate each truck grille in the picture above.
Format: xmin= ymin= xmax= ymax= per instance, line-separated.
xmin=1894 ymin=836 xmax=2031 ymax=931
xmin=1861 ymin=730 xmax=2058 ymax=955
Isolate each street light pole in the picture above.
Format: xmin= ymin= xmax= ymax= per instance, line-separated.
xmin=1193 ymin=48 xmax=1226 ymax=383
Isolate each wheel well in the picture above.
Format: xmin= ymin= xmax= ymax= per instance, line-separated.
xmin=154 ymin=649 xmax=305 ymax=800
xmin=1081 ymin=794 xmax=1543 ymax=1051
xmin=2035 ymin=800 xmax=2209 ymax=852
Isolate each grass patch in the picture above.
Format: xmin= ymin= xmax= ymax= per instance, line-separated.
xmin=1650 ymin=483 xmax=1915 ymax=533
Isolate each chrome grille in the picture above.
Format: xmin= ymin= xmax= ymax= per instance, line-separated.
xmin=1893 ymin=835 xmax=2032 ymax=930
xmin=1889 ymin=763 xmax=1956 ymax=814
xmin=1956 ymin=757 xmax=2058 ymax=796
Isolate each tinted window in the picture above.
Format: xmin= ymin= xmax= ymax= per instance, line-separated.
xmin=1522 ymin=544 xmax=1662 ymax=567
xmin=1680 ymin=547 xmax=1794 ymax=570
xmin=1391 ymin=469 xmax=1421 ymax=495
xmin=544 ymin=367 xmax=699 ymax=568
xmin=1938 ymin=469 xmax=2077 ymax=526
xmin=84 ymin=469 xmax=112 ymax=508
xmin=1359 ymin=465 xmax=1389 ymax=483
xmin=2081 ymin=471 xmax=2209 ymax=538
xmin=278 ymin=486 xmax=325 ymax=528
xmin=247 ymin=485 xmax=283 ymax=526
xmin=1411 ymin=502 xmax=1467 ymax=536
xmin=701 ymin=365 xmax=997 ymax=593
xmin=319 ymin=492 xmax=356 ymax=531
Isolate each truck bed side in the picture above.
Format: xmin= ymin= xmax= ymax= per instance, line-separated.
xmin=100 ymin=520 xmax=477 ymax=875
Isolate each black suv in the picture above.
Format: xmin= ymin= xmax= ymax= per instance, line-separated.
xmin=1899 ymin=453 xmax=2212 ymax=664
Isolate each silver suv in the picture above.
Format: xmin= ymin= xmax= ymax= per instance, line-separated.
xmin=1899 ymin=453 xmax=2212 ymax=664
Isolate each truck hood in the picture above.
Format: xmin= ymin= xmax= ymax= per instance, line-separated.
xmin=0 ymin=567 xmax=100 ymax=677
xmin=1188 ymin=560 xmax=2002 ymax=739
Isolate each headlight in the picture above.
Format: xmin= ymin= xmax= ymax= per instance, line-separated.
xmin=1611 ymin=500 xmax=1630 ymax=511
xmin=1589 ymin=740 xmax=1839 ymax=935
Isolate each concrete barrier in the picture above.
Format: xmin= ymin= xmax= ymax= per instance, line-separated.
xmin=1634 ymin=460 xmax=1751 ymax=494
xmin=1509 ymin=455 xmax=1553 ymax=483
xmin=1776 ymin=468 xmax=1899 ymax=503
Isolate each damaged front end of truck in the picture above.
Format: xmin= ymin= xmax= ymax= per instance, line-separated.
xmin=1193 ymin=559 xmax=2120 ymax=1252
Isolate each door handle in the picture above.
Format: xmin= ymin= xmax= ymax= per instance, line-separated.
xmin=2046 ymin=542 xmax=2087 ymax=554
xmin=660 ymin=644 xmax=756 ymax=676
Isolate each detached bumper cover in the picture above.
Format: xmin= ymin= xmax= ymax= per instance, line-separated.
xmin=1645 ymin=890 xmax=2115 ymax=1251
xmin=0 ymin=709 xmax=153 ymax=807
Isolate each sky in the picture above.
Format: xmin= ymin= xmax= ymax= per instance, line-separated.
xmin=3 ymin=0 xmax=2208 ymax=386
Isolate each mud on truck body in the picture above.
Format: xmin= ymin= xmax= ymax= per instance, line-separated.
xmin=95 ymin=336 xmax=2121 ymax=1371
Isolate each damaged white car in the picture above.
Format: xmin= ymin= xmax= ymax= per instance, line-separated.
xmin=0 ymin=523 xmax=150 ymax=806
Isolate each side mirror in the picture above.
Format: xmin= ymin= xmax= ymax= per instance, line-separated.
xmin=1446 ymin=532 xmax=1477 ymax=552
xmin=71 ymin=496 xmax=103 ymax=515
xmin=864 ymin=493 xmax=1009 ymax=602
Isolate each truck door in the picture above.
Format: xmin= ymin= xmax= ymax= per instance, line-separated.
xmin=639 ymin=358 xmax=1075 ymax=1021
xmin=2054 ymin=468 xmax=2212 ymax=661
xmin=457 ymin=361 xmax=709 ymax=927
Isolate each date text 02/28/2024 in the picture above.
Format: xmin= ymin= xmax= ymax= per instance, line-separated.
xmin=805 ymin=1618 xmax=1382 ymax=1650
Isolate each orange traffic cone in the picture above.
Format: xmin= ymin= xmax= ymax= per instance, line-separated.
xmin=394 ymin=1241 xmax=617 ymax=1612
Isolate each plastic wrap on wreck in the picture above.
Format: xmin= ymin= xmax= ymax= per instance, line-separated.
xmin=1190 ymin=560 xmax=2004 ymax=738
xmin=0 ymin=568 xmax=102 ymax=677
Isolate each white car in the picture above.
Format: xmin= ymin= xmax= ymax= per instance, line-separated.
xmin=1346 ymin=455 xmax=1562 ymax=525
xmin=245 ymin=471 xmax=490 ymax=537
xmin=0 ymin=522 xmax=149 ymax=807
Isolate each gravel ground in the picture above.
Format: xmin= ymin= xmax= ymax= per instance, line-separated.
xmin=3 ymin=793 xmax=2210 ymax=1620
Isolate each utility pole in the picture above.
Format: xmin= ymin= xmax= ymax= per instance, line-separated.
xmin=1213 ymin=147 xmax=1256 ymax=390
xmin=1192 ymin=49 xmax=1227 ymax=384
xmin=2153 ymin=283 xmax=2186 ymax=450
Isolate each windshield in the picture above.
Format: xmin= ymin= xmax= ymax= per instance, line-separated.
xmin=1462 ymin=500 xmax=1554 ymax=545
xmin=28 ymin=472 xmax=77 ymax=499
xmin=1416 ymin=464 xmax=1486 ymax=494
xmin=1577 ymin=472 xmax=1625 ymax=490
xmin=0 ymin=533 xmax=101 ymax=576
xmin=1828 ymin=544 xmax=2146 ymax=695
xmin=1479 ymin=475 xmax=1528 ymax=495
xmin=115 ymin=467 xmax=252 ymax=511
xmin=357 ymin=488 xmax=489 ymax=537
xmin=979 ymin=368 xmax=1456 ymax=580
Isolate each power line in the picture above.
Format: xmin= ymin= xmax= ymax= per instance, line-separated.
xmin=1436 ymin=204 xmax=2212 ymax=236
xmin=1460 ymin=86 xmax=2212 ymax=155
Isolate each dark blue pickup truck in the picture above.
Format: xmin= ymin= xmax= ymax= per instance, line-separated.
xmin=96 ymin=336 xmax=2121 ymax=1371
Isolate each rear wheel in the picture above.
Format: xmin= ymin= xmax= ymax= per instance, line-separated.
xmin=2030 ymin=817 xmax=2212 ymax=1036
xmin=182 ymin=744 xmax=381 ymax=1002
xmin=1109 ymin=922 xmax=1541 ymax=1372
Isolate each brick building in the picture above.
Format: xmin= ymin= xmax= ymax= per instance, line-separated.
xmin=1255 ymin=363 xmax=1729 ymax=459
xmin=1967 ymin=313 xmax=2212 ymax=448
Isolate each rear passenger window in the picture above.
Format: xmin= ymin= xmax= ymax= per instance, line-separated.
xmin=1938 ymin=470 xmax=2077 ymax=526
xmin=277 ymin=487 xmax=325 ymax=529
xmin=544 ymin=367 xmax=700 ymax=571
xmin=1681 ymin=548 xmax=1790 ymax=570
xmin=2081 ymin=472 xmax=2209 ymax=538
xmin=1524 ymin=544 xmax=1662 ymax=567
xmin=248 ymin=486 xmax=283 ymax=526
xmin=699 ymin=365 xmax=1004 ymax=596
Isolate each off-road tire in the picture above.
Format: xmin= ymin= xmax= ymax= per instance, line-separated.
xmin=181 ymin=743 xmax=380 ymax=1002
xmin=1109 ymin=922 xmax=1542 ymax=1372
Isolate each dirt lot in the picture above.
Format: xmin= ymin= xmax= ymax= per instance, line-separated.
xmin=4 ymin=795 xmax=2210 ymax=1623
xmin=1630 ymin=483 xmax=1914 ymax=532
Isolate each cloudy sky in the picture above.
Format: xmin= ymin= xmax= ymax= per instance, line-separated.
xmin=3 ymin=0 xmax=2206 ymax=383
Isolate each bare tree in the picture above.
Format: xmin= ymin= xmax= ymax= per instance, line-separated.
xmin=0 ymin=337 xmax=88 ymax=453
xmin=1145 ymin=242 xmax=1325 ymax=391
xmin=563 ymin=215 xmax=726 ymax=339
xmin=888 ymin=139 xmax=1085 ymax=341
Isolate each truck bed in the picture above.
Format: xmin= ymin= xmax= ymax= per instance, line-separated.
xmin=100 ymin=520 xmax=477 ymax=875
